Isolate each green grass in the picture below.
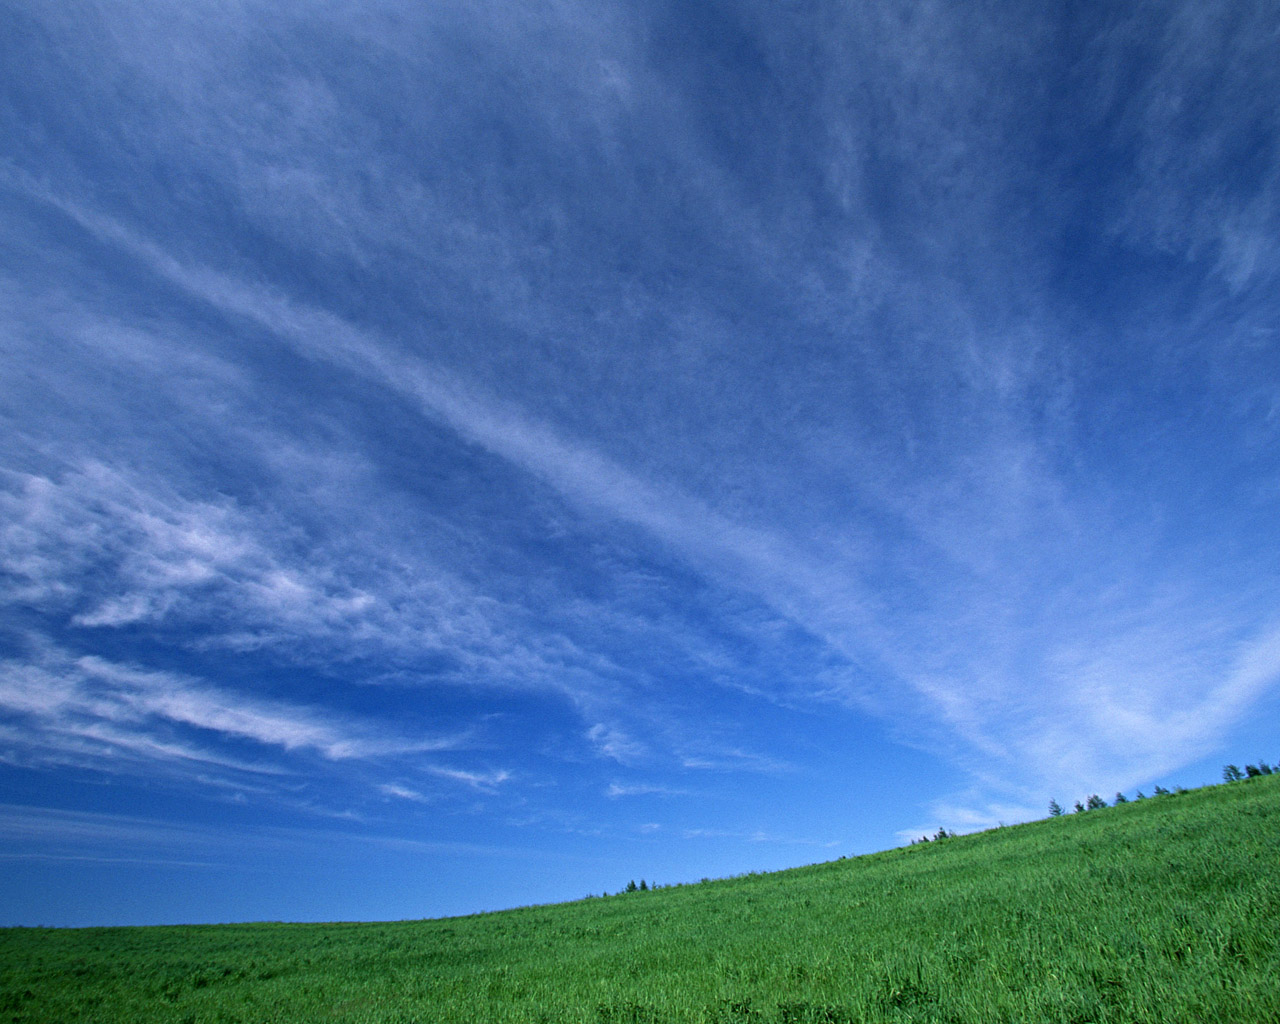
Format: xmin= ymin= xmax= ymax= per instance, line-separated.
xmin=3 ymin=777 xmax=1278 ymax=1023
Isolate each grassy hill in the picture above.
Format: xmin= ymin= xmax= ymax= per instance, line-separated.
xmin=2 ymin=775 xmax=1278 ymax=1023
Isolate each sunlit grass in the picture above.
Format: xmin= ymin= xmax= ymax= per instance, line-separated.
xmin=3 ymin=775 xmax=1278 ymax=1022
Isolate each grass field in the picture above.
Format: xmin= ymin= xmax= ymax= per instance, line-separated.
xmin=2 ymin=775 xmax=1278 ymax=1023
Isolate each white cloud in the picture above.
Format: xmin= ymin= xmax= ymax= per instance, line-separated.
xmin=16 ymin=173 xmax=1271 ymax=810
xmin=586 ymin=723 xmax=645 ymax=764
xmin=422 ymin=765 xmax=512 ymax=792
xmin=379 ymin=783 xmax=430 ymax=802
xmin=0 ymin=802 xmax=236 ymax=856
xmin=6 ymin=3 xmax=1280 ymax=849
xmin=1 ymin=460 xmax=338 ymax=630
xmin=606 ymin=782 xmax=684 ymax=798
xmin=679 ymin=747 xmax=793 ymax=775
xmin=78 ymin=657 xmax=371 ymax=759
xmin=0 ymin=458 xmax=564 ymax=688
xmin=0 ymin=801 xmax=527 ymax=866
xmin=1099 ymin=4 xmax=1280 ymax=292
xmin=679 ymin=826 xmax=838 ymax=848
xmin=0 ymin=646 xmax=460 ymax=783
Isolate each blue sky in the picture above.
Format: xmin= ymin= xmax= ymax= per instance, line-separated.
xmin=2 ymin=0 xmax=1279 ymax=926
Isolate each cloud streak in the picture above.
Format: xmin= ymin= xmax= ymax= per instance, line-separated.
xmin=0 ymin=454 xmax=577 ymax=693
xmin=0 ymin=644 xmax=461 ymax=789
xmin=7 ymin=159 xmax=1280 ymax=819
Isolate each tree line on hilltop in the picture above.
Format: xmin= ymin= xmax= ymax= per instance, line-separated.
xmin=1046 ymin=758 xmax=1278 ymax=819
xmin=911 ymin=756 xmax=1280 ymax=846
xmin=610 ymin=757 xmax=1279 ymax=890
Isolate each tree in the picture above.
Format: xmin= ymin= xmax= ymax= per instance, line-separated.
xmin=1086 ymin=794 xmax=1107 ymax=810
xmin=1223 ymin=764 xmax=1244 ymax=783
xmin=1048 ymin=799 xmax=1064 ymax=817
xmin=1245 ymin=764 xmax=1262 ymax=778
xmin=1135 ymin=790 xmax=1147 ymax=799
xmin=1073 ymin=801 xmax=1085 ymax=813
xmin=625 ymin=879 xmax=638 ymax=893
xmin=1114 ymin=791 xmax=1128 ymax=804
xmin=639 ymin=879 xmax=648 ymax=891
xmin=1258 ymin=762 xmax=1273 ymax=776
xmin=1153 ymin=785 xmax=1170 ymax=796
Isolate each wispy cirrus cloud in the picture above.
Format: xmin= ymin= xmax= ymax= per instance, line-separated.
xmin=7 ymin=169 xmax=899 ymax=717
xmin=9 ymin=168 xmax=1280 ymax=822
xmin=0 ymin=803 xmax=242 ymax=867
xmin=606 ymin=782 xmax=685 ymax=799
xmin=422 ymin=765 xmax=512 ymax=792
xmin=0 ymin=457 xmax=571 ymax=689
xmin=378 ymin=783 xmax=430 ymax=803
xmin=586 ymin=723 xmax=646 ymax=765
xmin=0 ymin=645 xmax=460 ymax=784
xmin=1092 ymin=4 xmax=1280 ymax=294
xmin=679 ymin=827 xmax=839 ymax=849
xmin=0 ymin=802 xmax=534 ymax=871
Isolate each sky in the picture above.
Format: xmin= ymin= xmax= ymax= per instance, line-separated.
xmin=2 ymin=0 xmax=1279 ymax=927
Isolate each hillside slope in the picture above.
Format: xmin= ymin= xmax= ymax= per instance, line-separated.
xmin=2 ymin=776 xmax=1278 ymax=1023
